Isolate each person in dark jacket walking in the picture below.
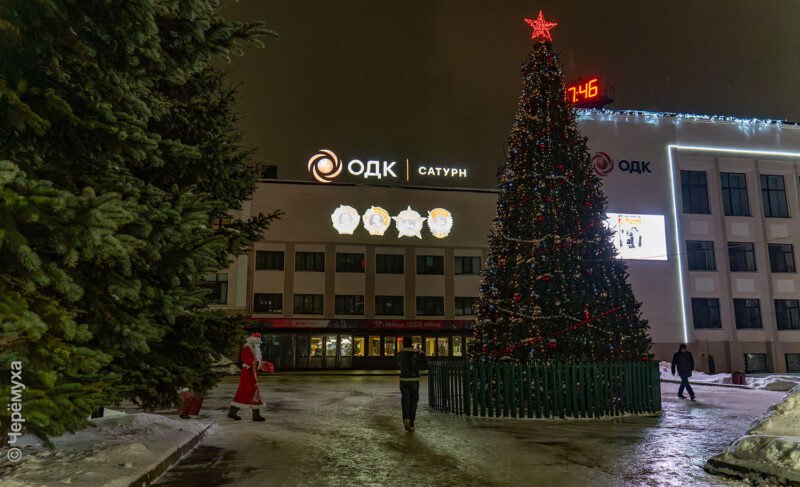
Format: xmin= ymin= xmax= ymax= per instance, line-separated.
xmin=671 ymin=344 xmax=696 ymax=400
xmin=396 ymin=336 xmax=428 ymax=432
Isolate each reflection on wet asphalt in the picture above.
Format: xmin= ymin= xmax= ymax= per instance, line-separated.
xmin=153 ymin=375 xmax=781 ymax=486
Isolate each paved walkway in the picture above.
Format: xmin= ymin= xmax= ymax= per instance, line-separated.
xmin=151 ymin=375 xmax=783 ymax=486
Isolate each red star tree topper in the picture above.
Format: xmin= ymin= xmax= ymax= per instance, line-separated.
xmin=524 ymin=10 xmax=557 ymax=42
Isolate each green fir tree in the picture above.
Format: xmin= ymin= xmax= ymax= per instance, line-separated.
xmin=1 ymin=0 xmax=279 ymax=443
xmin=471 ymin=15 xmax=650 ymax=362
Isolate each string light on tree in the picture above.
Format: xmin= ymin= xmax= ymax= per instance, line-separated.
xmin=470 ymin=10 xmax=651 ymax=362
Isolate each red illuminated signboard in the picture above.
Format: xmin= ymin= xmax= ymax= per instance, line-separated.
xmin=565 ymin=77 xmax=613 ymax=108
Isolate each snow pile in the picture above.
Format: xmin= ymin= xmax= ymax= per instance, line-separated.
xmin=213 ymin=355 xmax=241 ymax=375
xmin=705 ymin=385 xmax=800 ymax=484
xmin=659 ymin=361 xmax=800 ymax=391
xmin=0 ymin=413 xmax=211 ymax=487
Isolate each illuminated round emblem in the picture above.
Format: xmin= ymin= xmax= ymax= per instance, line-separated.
xmin=362 ymin=206 xmax=391 ymax=236
xmin=591 ymin=152 xmax=614 ymax=177
xmin=427 ymin=208 xmax=453 ymax=238
xmin=308 ymin=149 xmax=343 ymax=183
xmin=331 ymin=205 xmax=360 ymax=235
xmin=392 ymin=206 xmax=426 ymax=239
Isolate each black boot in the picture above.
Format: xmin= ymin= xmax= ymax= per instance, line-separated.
xmin=227 ymin=406 xmax=241 ymax=420
xmin=252 ymin=409 xmax=265 ymax=422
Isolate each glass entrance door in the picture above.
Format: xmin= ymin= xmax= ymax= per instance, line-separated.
xmin=324 ymin=335 xmax=338 ymax=368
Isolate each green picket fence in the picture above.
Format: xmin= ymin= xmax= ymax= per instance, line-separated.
xmin=427 ymin=360 xmax=661 ymax=419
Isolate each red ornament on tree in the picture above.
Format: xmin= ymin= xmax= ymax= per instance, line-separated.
xmin=547 ymin=338 xmax=557 ymax=349
xmin=540 ymin=274 xmax=551 ymax=282
xmin=513 ymin=293 xmax=522 ymax=302
xmin=524 ymin=10 xmax=558 ymax=42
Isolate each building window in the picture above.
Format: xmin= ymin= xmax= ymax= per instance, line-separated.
xmin=760 ymin=174 xmax=789 ymax=218
xmin=691 ymin=298 xmax=721 ymax=329
xmin=720 ymin=173 xmax=751 ymax=216
xmin=384 ymin=336 xmax=396 ymax=356
xmin=416 ymin=296 xmax=444 ymax=316
xmin=775 ymin=299 xmax=800 ymax=330
xmin=744 ymin=353 xmax=769 ymax=373
xmin=681 ymin=170 xmax=710 ymax=214
xmin=260 ymin=165 xmax=278 ymax=179
xmin=253 ymin=293 xmax=282 ymax=313
xmin=733 ymin=299 xmax=762 ymax=329
xmin=203 ymin=273 xmax=228 ymax=305
xmin=455 ymin=297 xmax=478 ymax=316
xmin=452 ymin=336 xmax=464 ymax=357
xmin=425 ymin=337 xmax=436 ymax=356
xmin=293 ymin=294 xmax=323 ymax=314
xmin=728 ymin=242 xmax=756 ymax=272
xmin=455 ymin=256 xmax=481 ymax=275
xmin=211 ymin=217 xmax=233 ymax=230
xmin=686 ymin=240 xmax=716 ymax=271
xmin=786 ymin=354 xmax=800 ymax=373
xmin=416 ymin=255 xmax=444 ymax=275
xmin=368 ymin=336 xmax=381 ymax=356
xmin=376 ymin=254 xmax=404 ymax=274
xmin=255 ymin=251 xmax=284 ymax=271
xmin=768 ymin=244 xmax=796 ymax=273
xmin=375 ymin=296 xmax=403 ymax=316
xmin=336 ymin=253 xmax=365 ymax=273
xmin=335 ymin=295 xmax=364 ymax=315
xmin=296 ymin=252 xmax=325 ymax=272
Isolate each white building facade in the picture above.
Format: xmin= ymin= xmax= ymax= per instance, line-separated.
xmin=213 ymin=110 xmax=800 ymax=373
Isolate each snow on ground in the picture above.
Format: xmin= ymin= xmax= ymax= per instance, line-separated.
xmin=706 ymin=385 xmax=800 ymax=484
xmin=659 ymin=361 xmax=800 ymax=391
xmin=0 ymin=412 xmax=211 ymax=487
xmin=147 ymin=375 xmax=785 ymax=487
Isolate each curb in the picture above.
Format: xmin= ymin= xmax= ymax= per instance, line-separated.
xmin=660 ymin=378 xmax=751 ymax=389
xmin=704 ymin=457 xmax=800 ymax=486
xmin=129 ymin=422 xmax=213 ymax=487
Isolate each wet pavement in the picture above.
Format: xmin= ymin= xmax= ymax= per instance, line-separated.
xmin=151 ymin=375 xmax=784 ymax=486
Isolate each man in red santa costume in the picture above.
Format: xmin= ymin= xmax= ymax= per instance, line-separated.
xmin=228 ymin=332 xmax=273 ymax=421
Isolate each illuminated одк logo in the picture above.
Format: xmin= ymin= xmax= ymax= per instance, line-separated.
xmin=308 ymin=149 xmax=343 ymax=183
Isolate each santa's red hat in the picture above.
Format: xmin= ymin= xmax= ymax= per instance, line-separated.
xmin=250 ymin=332 xmax=262 ymax=338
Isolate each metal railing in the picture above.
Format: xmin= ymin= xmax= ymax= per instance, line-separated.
xmin=428 ymin=360 xmax=661 ymax=418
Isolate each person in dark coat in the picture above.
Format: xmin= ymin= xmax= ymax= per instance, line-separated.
xmin=671 ymin=344 xmax=696 ymax=400
xmin=396 ymin=336 xmax=428 ymax=432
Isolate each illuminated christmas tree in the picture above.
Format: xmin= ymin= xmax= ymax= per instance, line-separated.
xmin=471 ymin=11 xmax=650 ymax=361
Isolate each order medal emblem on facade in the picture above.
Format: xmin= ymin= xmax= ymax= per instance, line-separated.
xmin=427 ymin=208 xmax=453 ymax=239
xmin=331 ymin=205 xmax=360 ymax=234
xmin=392 ymin=206 xmax=426 ymax=239
xmin=362 ymin=206 xmax=391 ymax=236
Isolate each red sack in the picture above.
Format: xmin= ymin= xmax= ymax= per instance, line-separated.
xmin=179 ymin=390 xmax=205 ymax=416
xmin=260 ymin=361 xmax=275 ymax=373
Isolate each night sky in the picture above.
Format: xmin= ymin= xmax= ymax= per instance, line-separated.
xmin=220 ymin=1 xmax=800 ymax=184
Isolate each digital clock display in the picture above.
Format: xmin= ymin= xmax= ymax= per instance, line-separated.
xmin=566 ymin=77 xmax=599 ymax=104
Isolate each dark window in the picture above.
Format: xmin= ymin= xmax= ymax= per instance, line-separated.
xmin=203 ymin=273 xmax=228 ymax=305
xmin=255 ymin=251 xmax=284 ymax=271
xmin=744 ymin=353 xmax=769 ymax=373
xmin=336 ymin=253 xmax=365 ymax=273
xmin=261 ymin=165 xmax=278 ymax=179
xmin=416 ymin=255 xmax=444 ymax=275
xmin=720 ymin=172 xmax=751 ymax=216
xmin=728 ymin=242 xmax=756 ymax=272
xmin=293 ymin=294 xmax=323 ymax=314
xmin=775 ymin=299 xmax=800 ymax=330
xmin=786 ymin=354 xmax=800 ymax=373
xmin=681 ymin=170 xmax=710 ymax=214
xmin=455 ymin=256 xmax=481 ymax=275
xmin=760 ymin=175 xmax=789 ymax=218
xmin=296 ymin=252 xmax=325 ymax=272
xmin=376 ymin=254 xmax=404 ymax=274
xmin=733 ymin=299 xmax=762 ymax=329
xmin=375 ymin=296 xmax=403 ymax=316
xmin=416 ymin=296 xmax=445 ymax=316
xmin=686 ymin=240 xmax=716 ymax=271
xmin=455 ymin=297 xmax=478 ymax=316
xmin=769 ymin=244 xmax=796 ymax=273
xmin=335 ymin=295 xmax=364 ymax=315
xmin=691 ymin=298 xmax=721 ymax=329
xmin=253 ymin=293 xmax=282 ymax=313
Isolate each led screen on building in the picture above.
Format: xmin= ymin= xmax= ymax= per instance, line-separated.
xmin=606 ymin=213 xmax=667 ymax=261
